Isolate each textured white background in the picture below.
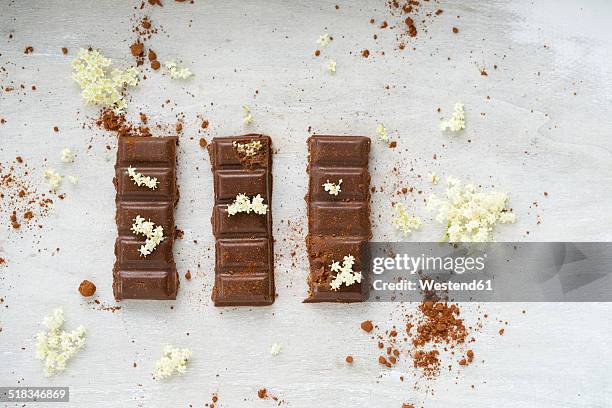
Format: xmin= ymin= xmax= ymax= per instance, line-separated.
xmin=1 ymin=0 xmax=612 ymax=407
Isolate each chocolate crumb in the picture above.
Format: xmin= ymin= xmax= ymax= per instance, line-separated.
xmin=361 ymin=320 xmax=374 ymax=333
xmin=199 ymin=138 xmax=208 ymax=148
xmin=453 ymin=27 xmax=459 ymax=33
xmin=130 ymin=42 xmax=144 ymax=57
xmin=184 ymin=271 xmax=192 ymax=280
xmin=361 ymin=49 xmax=370 ymax=58
xmin=78 ymin=280 xmax=97 ymax=297
xmin=345 ymin=355 xmax=353 ymax=364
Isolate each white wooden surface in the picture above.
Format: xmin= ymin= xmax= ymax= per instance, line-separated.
xmin=1 ymin=0 xmax=612 ymax=407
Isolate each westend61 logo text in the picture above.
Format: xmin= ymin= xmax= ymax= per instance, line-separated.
xmin=372 ymin=253 xmax=486 ymax=275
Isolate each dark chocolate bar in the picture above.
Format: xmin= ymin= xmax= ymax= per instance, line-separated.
xmin=113 ymin=136 xmax=179 ymax=300
xmin=305 ymin=135 xmax=371 ymax=302
xmin=208 ymin=134 xmax=275 ymax=306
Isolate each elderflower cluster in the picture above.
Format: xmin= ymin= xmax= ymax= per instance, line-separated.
xmin=392 ymin=203 xmax=422 ymax=236
xmin=242 ymin=105 xmax=253 ymax=124
xmin=71 ymin=48 xmax=139 ymax=113
xmin=233 ymin=140 xmax=262 ymax=157
xmin=327 ymin=59 xmax=337 ymax=73
xmin=317 ymin=33 xmax=332 ymax=47
xmin=429 ymin=172 xmax=439 ymax=184
xmin=440 ymin=103 xmax=466 ymax=132
xmin=154 ymin=345 xmax=192 ymax=380
xmin=131 ymin=216 xmax=165 ymax=256
xmin=376 ymin=123 xmax=389 ymax=143
xmin=269 ymin=342 xmax=282 ymax=356
xmin=322 ymin=179 xmax=342 ymax=196
xmin=426 ymin=176 xmax=516 ymax=242
xmin=227 ymin=194 xmax=268 ymax=216
xmin=43 ymin=169 xmax=63 ymax=191
xmin=35 ymin=308 xmax=86 ymax=377
xmin=330 ymin=255 xmax=362 ymax=290
xmin=164 ymin=59 xmax=193 ymax=80
xmin=127 ymin=166 xmax=159 ymax=190
xmin=60 ymin=148 xmax=75 ymax=163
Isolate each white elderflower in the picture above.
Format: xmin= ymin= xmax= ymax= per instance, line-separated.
xmin=440 ymin=103 xmax=465 ymax=132
xmin=317 ymin=33 xmax=331 ymax=47
xmin=60 ymin=148 xmax=75 ymax=163
xmin=43 ymin=169 xmax=63 ymax=191
xmin=330 ymin=255 xmax=362 ymax=291
xmin=322 ymin=179 xmax=342 ymax=196
xmin=72 ymin=48 xmax=139 ymax=113
xmin=35 ymin=308 xmax=86 ymax=377
xmin=269 ymin=343 xmax=282 ymax=356
xmin=250 ymin=194 xmax=269 ymax=215
xmin=426 ymin=176 xmax=516 ymax=242
xmin=154 ymin=345 xmax=192 ymax=380
xmin=127 ymin=166 xmax=159 ymax=190
xmin=164 ymin=59 xmax=194 ymax=80
xmin=233 ymin=140 xmax=262 ymax=157
xmin=131 ymin=215 xmax=165 ymax=256
xmin=227 ymin=194 xmax=268 ymax=216
xmin=376 ymin=123 xmax=389 ymax=143
xmin=242 ymin=105 xmax=253 ymax=125
xmin=327 ymin=59 xmax=337 ymax=73
xmin=429 ymin=172 xmax=439 ymax=184
xmin=68 ymin=175 xmax=80 ymax=185
xmin=392 ymin=203 xmax=422 ymax=236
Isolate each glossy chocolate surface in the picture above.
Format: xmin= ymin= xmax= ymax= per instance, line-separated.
xmin=113 ymin=136 xmax=179 ymax=300
xmin=208 ymin=134 xmax=275 ymax=306
xmin=305 ymin=135 xmax=372 ymax=302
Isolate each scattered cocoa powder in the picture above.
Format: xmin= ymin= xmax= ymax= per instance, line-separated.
xmin=24 ymin=46 xmax=34 ymax=54
xmin=361 ymin=49 xmax=370 ymax=58
xmin=184 ymin=271 xmax=192 ymax=280
xmin=97 ymin=109 xmax=151 ymax=138
xmin=199 ymin=138 xmax=208 ymax=148
xmin=201 ymin=119 xmax=209 ymax=129
xmin=61 ymin=47 xmax=68 ymax=55
xmin=257 ymin=388 xmax=267 ymax=399
xmin=345 ymin=355 xmax=353 ymax=364
xmin=452 ymin=26 xmax=459 ymax=34
xmin=381 ymin=0 xmax=445 ymax=48
xmin=78 ymin=280 xmax=97 ymax=297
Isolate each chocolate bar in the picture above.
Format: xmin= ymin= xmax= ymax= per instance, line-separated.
xmin=208 ymin=134 xmax=275 ymax=306
xmin=113 ymin=136 xmax=179 ymax=300
xmin=305 ymin=135 xmax=371 ymax=302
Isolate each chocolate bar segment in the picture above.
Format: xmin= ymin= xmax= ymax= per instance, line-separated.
xmin=305 ymin=135 xmax=371 ymax=302
xmin=208 ymin=134 xmax=275 ymax=306
xmin=113 ymin=136 xmax=179 ymax=300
